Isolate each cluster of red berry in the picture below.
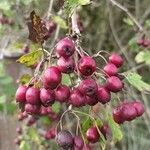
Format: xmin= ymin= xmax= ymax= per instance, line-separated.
xmin=137 ymin=38 xmax=150 ymax=48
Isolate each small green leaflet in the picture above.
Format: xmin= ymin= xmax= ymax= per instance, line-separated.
xmin=107 ymin=113 xmax=123 ymax=142
xmin=125 ymin=72 xmax=150 ymax=92
xmin=64 ymin=0 xmax=90 ymax=16
xmin=17 ymin=50 xmax=43 ymax=67
xmin=52 ymin=102 xmax=61 ymax=113
xmin=20 ymin=141 xmax=30 ymax=150
xmin=28 ymin=128 xmax=40 ymax=143
xmin=19 ymin=74 xmax=32 ymax=85
xmin=62 ymin=74 xmax=72 ymax=86
xmin=52 ymin=16 xmax=68 ymax=29
xmin=123 ymin=17 xmax=134 ymax=26
xmin=135 ymin=51 xmax=150 ymax=65
xmin=81 ymin=117 xmax=92 ymax=133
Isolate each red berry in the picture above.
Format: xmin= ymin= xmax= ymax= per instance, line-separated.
xmin=56 ymin=130 xmax=74 ymax=149
xmin=43 ymin=66 xmax=62 ymax=90
xmin=40 ymin=88 xmax=55 ymax=107
xmin=56 ymin=38 xmax=75 ymax=58
xmin=14 ymin=137 xmax=21 ymax=145
xmin=113 ymin=106 xmax=124 ymax=124
xmin=137 ymin=38 xmax=144 ymax=46
xmin=25 ymin=103 xmax=40 ymax=115
xmin=86 ymin=126 xmax=100 ymax=143
xmin=143 ymin=39 xmax=150 ymax=47
xmin=132 ymin=101 xmax=144 ymax=117
xmin=97 ymin=86 xmax=111 ymax=104
xmin=57 ymin=57 xmax=75 ymax=74
xmin=100 ymin=124 xmax=110 ymax=139
xmin=69 ymin=88 xmax=86 ymax=107
xmin=26 ymin=116 xmax=36 ymax=126
xmin=16 ymin=85 xmax=27 ymax=103
xmin=106 ymin=76 xmax=123 ymax=93
xmin=73 ymin=136 xmax=84 ymax=149
xmin=78 ymin=79 xmax=98 ymax=97
xmin=86 ymin=96 xmax=98 ymax=106
xmin=83 ymin=144 xmax=92 ymax=150
xmin=16 ymin=127 xmax=22 ymax=134
xmin=109 ymin=54 xmax=123 ymax=68
xmin=55 ymin=85 xmax=70 ymax=103
xmin=103 ymin=63 xmax=118 ymax=77
xmin=26 ymin=87 xmax=40 ymax=104
xmin=22 ymin=44 xmax=29 ymax=53
xmin=40 ymin=106 xmax=50 ymax=115
xmin=79 ymin=56 xmax=96 ymax=76
xmin=46 ymin=21 xmax=57 ymax=33
xmin=121 ymin=103 xmax=137 ymax=121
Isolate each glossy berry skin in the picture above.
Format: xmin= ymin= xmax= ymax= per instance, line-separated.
xmin=106 ymin=76 xmax=123 ymax=93
xmin=56 ymin=38 xmax=75 ymax=58
xmin=69 ymin=88 xmax=86 ymax=107
xmin=55 ymin=85 xmax=70 ymax=103
xmin=16 ymin=86 xmax=28 ymax=103
xmin=83 ymin=144 xmax=92 ymax=150
xmin=121 ymin=103 xmax=137 ymax=121
xmin=97 ymin=86 xmax=111 ymax=104
xmin=79 ymin=56 xmax=96 ymax=76
xmin=56 ymin=130 xmax=74 ymax=149
xmin=86 ymin=126 xmax=100 ymax=143
xmin=109 ymin=54 xmax=123 ymax=68
xmin=103 ymin=63 xmax=118 ymax=77
xmin=113 ymin=106 xmax=124 ymax=124
xmin=132 ymin=101 xmax=144 ymax=117
xmin=86 ymin=96 xmax=98 ymax=106
xmin=73 ymin=136 xmax=84 ymax=150
xmin=57 ymin=57 xmax=75 ymax=74
xmin=43 ymin=66 xmax=62 ymax=90
xmin=26 ymin=87 xmax=40 ymax=105
xmin=78 ymin=79 xmax=98 ymax=97
xmin=40 ymin=88 xmax=55 ymax=107
xmin=25 ymin=103 xmax=40 ymax=115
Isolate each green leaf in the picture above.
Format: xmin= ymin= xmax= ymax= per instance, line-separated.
xmin=81 ymin=117 xmax=92 ymax=133
xmin=64 ymin=0 xmax=90 ymax=16
xmin=135 ymin=51 xmax=150 ymax=65
xmin=52 ymin=16 xmax=68 ymax=29
xmin=6 ymin=103 xmax=17 ymax=114
xmin=125 ymin=72 xmax=150 ymax=92
xmin=123 ymin=17 xmax=134 ymax=26
xmin=19 ymin=74 xmax=32 ymax=85
xmin=107 ymin=114 xmax=123 ymax=142
xmin=20 ymin=141 xmax=30 ymax=150
xmin=28 ymin=128 xmax=40 ymax=142
xmin=0 ymin=1 xmax=11 ymax=11
xmin=52 ymin=102 xmax=61 ymax=113
xmin=17 ymin=50 xmax=43 ymax=67
xmin=40 ymin=116 xmax=51 ymax=125
xmin=62 ymin=74 xmax=72 ymax=86
xmin=128 ymin=37 xmax=139 ymax=52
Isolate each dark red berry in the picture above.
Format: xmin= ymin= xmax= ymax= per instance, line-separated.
xmin=40 ymin=106 xmax=50 ymax=115
xmin=55 ymin=85 xmax=70 ymax=103
xmin=78 ymin=79 xmax=98 ymax=97
xmin=22 ymin=44 xmax=29 ymax=53
xmin=109 ymin=54 xmax=123 ymax=68
xmin=43 ymin=66 xmax=62 ymax=90
xmin=46 ymin=21 xmax=57 ymax=33
xmin=56 ymin=38 xmax=75 ymax=58
xmin=56 ymin=130 xmax=74 ymax=149
xmin=16 ymin=85 xmax=27 ymax=103
xmin=121 ymin=103 xmax=137 ymax=121
xmin=26 ymin=87 xmax=40 ymax=105
xmin=113 ymin=106 xmax=124 ymax=124
xmin=25 ymin=103 xmax=40 ymax=115
xmin=79 ymin=56 xmax=96 ymax=76
xmin=100 ymin=124 xmax=110 ymax=139
xmin=57 ymin=57 xmax=75 ymax=74
xmin=26 ymin=116 xmax=36 ymax=126
xmin=103 ymin=63 xmax=118 ymax=77
xmin=69 ymin=88 xmax=86 ymax=107
xmin=73 ymin=136 xmax=84 ymax=149
xmin=86 ymin=96 xmax=98 ymax=106
xmin=106 ymin=76 xmax=123 ymax=93
xmin=97 ymin=86 xmax=111 ymax=104
xmin=143 ymin=39 xmax=150 ymax=47
xmin=86 ymin=126 xmax=100 ymax=143
xmin=40 ymin=88 xmax=55 ymax=107
xmin=132 ymin=101 xmax=144 ymax=117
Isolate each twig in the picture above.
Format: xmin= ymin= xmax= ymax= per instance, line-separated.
xmin=109 ymin=0 xmax=143 ymax=32
xmin=47 ymin=0 xmax=54 ymax=19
